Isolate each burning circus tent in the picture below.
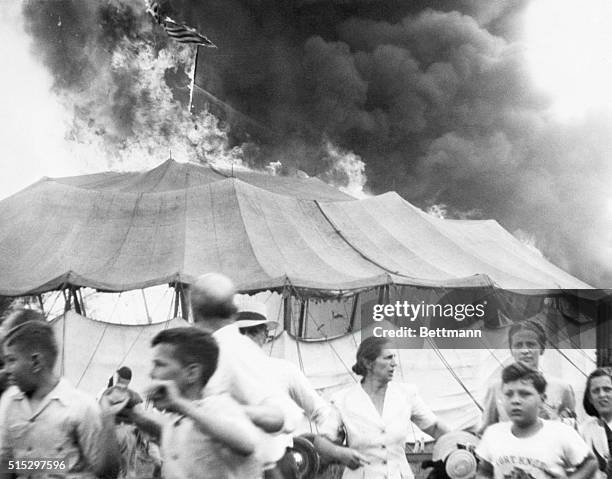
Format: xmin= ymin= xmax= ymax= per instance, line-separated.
xmin=0 ymin=159 xmax=599 ymax=430
xmin=0 ymin=158 xmax=590 ymax=295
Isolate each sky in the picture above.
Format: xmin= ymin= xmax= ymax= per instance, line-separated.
xmin=1 ymin=0 xmax=611 ymax=287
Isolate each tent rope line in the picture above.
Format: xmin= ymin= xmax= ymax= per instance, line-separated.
xmin=538 ymin=310 xmax=596 ymax=366
xmin=76 ymin=322 xmax=109 ymax=387
xmin=167 ymin=287 xmax=176 ymax=321
xmin=45 ymin=291 xmax=62 ymax=319
xmin=115 ymin=326 xmax=148 ymax=372
xmin=536 ymin=320 xmax=590 ymax=377
xmin=314 ymin=201 xmax=401 ymax=277
xmin=264 ymin=289 xmax=286 ymax=358
xmin=426 ymin=337 xmax=484 ymax=412
xmin=468 ymin=327 xmax=506 ymax=368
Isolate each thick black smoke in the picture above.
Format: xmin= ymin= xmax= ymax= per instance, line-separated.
xmin=21 ymin=0 xmax=612 ymax=286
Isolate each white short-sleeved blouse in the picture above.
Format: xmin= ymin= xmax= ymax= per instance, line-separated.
xmin=321 ymin=382 xmax=437 ymax=479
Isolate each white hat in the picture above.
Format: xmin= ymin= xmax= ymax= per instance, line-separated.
xmin=432 ymin=431 xmax=480 ymax=479
xmin=235 ymin=299 xmax=279 ymax=330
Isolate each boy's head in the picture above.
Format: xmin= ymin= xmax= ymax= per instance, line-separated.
xmin=508 ymin=320 xmax=546 ymax=369
xmin=3 ymin=320 xmax=58 ymax=395
xmin=1 ymin=308 xmax=45 ymax=340
xmin=501 ymin=362 xmax=547 ymax=428
xmin=150 ymin=327 xmax=218 ymax=394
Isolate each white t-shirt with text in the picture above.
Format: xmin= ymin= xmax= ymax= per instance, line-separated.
xmin=476 ymin=420 xmax=590 ymax=479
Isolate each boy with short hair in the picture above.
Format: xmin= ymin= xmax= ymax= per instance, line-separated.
xmin=0 ymin=318 xmax=121 ymax=479
xmin=125 ymin=327 xmax=264 ymax=479
xmin=476 ymin=363 xmax=597 ymax=479
xmin=480 ymin=320 xmax=575 ymax=433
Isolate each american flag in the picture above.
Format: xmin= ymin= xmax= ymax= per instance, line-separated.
xmin=161 ymin=18 xmax=216 ymax=48
xmin=145 ymin=1 xmax=216 ymax=48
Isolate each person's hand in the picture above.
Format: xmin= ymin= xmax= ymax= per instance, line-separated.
xmin=145 ymin=380 xmax=181 ymax=412
xmin=99 ymin=389 xmax=130 ymax=416
xmin=338 ymin=448 xmax=370 ymax=470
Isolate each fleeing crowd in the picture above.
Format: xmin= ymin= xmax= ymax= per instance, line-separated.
xmin=0 ymin=274 xmax=609 ymax=479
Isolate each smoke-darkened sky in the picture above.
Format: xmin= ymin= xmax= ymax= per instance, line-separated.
xmin=3 ymin=0 xmax=612 ymax=286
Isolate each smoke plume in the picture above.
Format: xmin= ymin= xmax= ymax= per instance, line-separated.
xmin=13 ymin=0 xmax=612 ymax=286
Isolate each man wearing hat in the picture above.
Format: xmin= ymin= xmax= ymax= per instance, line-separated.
xmin=236 ymin=299 xmax=330 ymax=427
xmin=237 ymin=299 xmax=332 ymax=479
xmin=235 ymin=300 xmax=277 ymax=347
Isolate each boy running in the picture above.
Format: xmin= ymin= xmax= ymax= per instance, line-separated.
xmin=124 ymin=327 xmax=264 ymax=479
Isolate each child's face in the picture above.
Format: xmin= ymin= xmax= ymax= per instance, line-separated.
xmin=2 ymin=343 xmax=38 ymax=394
xmin=150 ymin=343 xmax=189 ymax=393
xmin=502 ymin=379 xmax=543 ymax=428
xmin=510 ymin=330 xmax=542 ymax=369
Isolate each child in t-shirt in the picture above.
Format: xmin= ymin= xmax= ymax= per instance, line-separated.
xmin=476 ymin=363 xmax=596 ymax=479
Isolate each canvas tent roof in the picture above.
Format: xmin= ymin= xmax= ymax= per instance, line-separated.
xmin=0 ymin=159 xmax=591 ymax=296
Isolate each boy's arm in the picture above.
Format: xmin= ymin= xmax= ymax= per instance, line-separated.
xmin=175 ymin=396 xmax=259 ymax=455
xmin=150 ymin=379 xmax=259 ymax=456
xmin=77 ymin=398 xmax=122 ymax=479
xmin=121 ymin=406 xmax=163 ymax=441
xmin=242 ymin=403 xmax=284 ymax=433
xmin=566 ymin=454 xmax=597 ymax=479
xmin=476 ymin=459 xmax=494 ymax=479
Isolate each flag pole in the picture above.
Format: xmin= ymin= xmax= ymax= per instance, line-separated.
xmin=188 ymin=45 xmax=200 ymax=114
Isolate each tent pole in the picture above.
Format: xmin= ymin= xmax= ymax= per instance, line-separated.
xmin=173 ymin=287 xmax=180 ymax=319
xmin=282 ymin=290 xmax=292 ymax=333
xmin=63 ymin=288 xmax=71 ymax=312
xmin=178 ymin=283 xmax=190 ymax=322
xmin=348 ymin=293 xmax=359 ymax=332
xmin=141 ymin=289 xmax=152 ymax=324
xmin=77 ymin=288 xmax=86 ymax=317
xmin=596 ymin=299 xmax=612 ymax=367
xmin=298 ymin=299 xmax=307 ymax=338
xmin=71 ymin=288 xmax=82 ymax=316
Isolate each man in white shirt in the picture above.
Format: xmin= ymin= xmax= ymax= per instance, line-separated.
xmin=236 ymin=300 xmax=330 ymax=430
xmin=189 ymin=273 xmax=300 ymax=479
xmin=237 ymin=300 xmax=332 ymax=478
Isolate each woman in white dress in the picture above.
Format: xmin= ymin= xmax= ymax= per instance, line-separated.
xmin=316 ymin=336 xmax=449 ymax=479
xmin=579 ymin=367 xmax=612 ymax=479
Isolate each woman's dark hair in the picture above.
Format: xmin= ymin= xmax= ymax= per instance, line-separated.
xmin=352 ymin=336 xmax=390 ymax=377
xmin=583 ymin=367 xmax=612 ymax=417
xmin=508 ymin=319 xmax=547 ymax=353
